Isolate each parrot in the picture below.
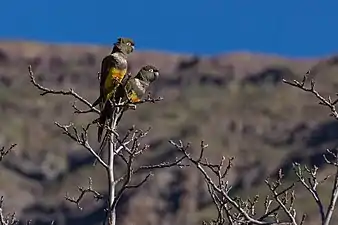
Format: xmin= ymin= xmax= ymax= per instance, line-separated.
xmin=93 ymin=65 xmax=160 ymax=165
xmin=92 ymin=37 xmax=135 ymax=142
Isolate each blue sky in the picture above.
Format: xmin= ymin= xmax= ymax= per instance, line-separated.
xmin=0 ymin=0 xmax=337 ymax=57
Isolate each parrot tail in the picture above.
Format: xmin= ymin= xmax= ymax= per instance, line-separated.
xmin=97 ymin=99 xmax=114 ymax=141
xmin=92 ymin=96 xmax=102 ymax=108
xmin=92 ymin=104 xmax=110 ymax=166
xmin=93 ymin=126 xmax=110 ymax=166
xmin=97 ymin=115 xmax=106 ymax=142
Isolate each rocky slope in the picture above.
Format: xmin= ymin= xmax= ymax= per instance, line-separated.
xmin=0 ymin=41 xmax=338 ymax=225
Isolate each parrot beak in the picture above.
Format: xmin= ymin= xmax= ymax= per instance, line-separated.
xmin=154 ymin=71 xmax=160 ymax=78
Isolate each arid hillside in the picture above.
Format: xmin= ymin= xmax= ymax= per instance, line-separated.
xmin=0 ymin=41 xmax=338 ymax=225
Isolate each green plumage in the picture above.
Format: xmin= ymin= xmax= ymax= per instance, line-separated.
xmin=92 ymin=37 xmax=135 ymax=143
xmin=117 ymin=65 xmax=160 ymax=103
xmin=93 ymin=65 xmax=160 ymax=165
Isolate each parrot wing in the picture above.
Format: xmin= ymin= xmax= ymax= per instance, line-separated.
xmin=92 ymin=54 xmax=113 ymax=108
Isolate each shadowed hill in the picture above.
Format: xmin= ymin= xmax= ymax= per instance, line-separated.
xmin=0 ymin=41 xmax=338 ymax=225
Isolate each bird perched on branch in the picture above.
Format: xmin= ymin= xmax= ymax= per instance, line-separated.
xmin=93 ymin=65 xmax=160 ymax=165
xmin=118 ymin=64 xmax=160 ymax=104
xmin=92 ymin=37 xmax=135 ymax=142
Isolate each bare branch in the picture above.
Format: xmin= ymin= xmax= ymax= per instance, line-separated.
xmin=138 ymin=155 xmax=188 ymax=170
xmin=55 ymin=122 xmax=109 ymax=169
xmin=28 ymin=65 xmax=100 ymax=114
xmin=284 ymin=69 xmax=338 ymax=225
xmin=27 ymin=57 xmax=175 ymax=225
xmin=0 ymin=144 xmax=16 ymax=161
xmin=0 ymin=196 xmax=18 ymax=225
xmin=132 ymin=93 xmax=163 ymax=105
xmin=324 ymin=154 xmax=338 ymax=225
xmin=283 ymin=75 xmax=338 ymax=120
xmin=299 ymin=214 xmax=306 ymax=225
xmin=265 ymin=179 xmax=297 ymax=225
xmin=0 ymin=197 xmax=6 ymax=225
xmin=293 ymin=163 xmax=325 ymax=222
xmin=125 ymin=173 xmax=153 ymax=189
xmin=169 ymin=140 xmax=276 ymax=225
xmin=65 ymin=177 xmax=104 ymax=210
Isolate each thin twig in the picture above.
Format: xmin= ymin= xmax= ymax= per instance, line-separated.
xmin=169 ymin=140 xmax=274 ymax=225
xmin=265 ymin=180 xmax=297 ymax=225
xmin=284 ymin=70 xmax=338 ymax=225
xmin=283 ymin=75 xmax=338 ymax=119
xmin=28 ymin=65 xmax=100 ymax=114
xmin=0 ymin=144 xmax=16 ymax=161
xmin=0 ymin=196 xmax=18 ymax=225
xmin=65 ymin=177 xmax=103 ymax=210
xmin=324 ymin=160 xmax=338 ymax=225
xmin=293 ymin=163 xmax=325 ymax=222
xmin=55 ymin=122 xmax=108 ymax=169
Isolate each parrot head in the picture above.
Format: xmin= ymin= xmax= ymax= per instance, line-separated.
xmin=112 ymin=37 xmax=135 ymax=55
xmin=136 ymin=65 xmax=160 ymax=83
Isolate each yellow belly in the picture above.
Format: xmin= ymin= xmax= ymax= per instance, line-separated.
xmin=129 ymin=91 xmax=140 ymax=103
xmin=109 ymin=68 xmax=127 ymax=82
xmin=103 ymin=68 xmax=127 ymax=102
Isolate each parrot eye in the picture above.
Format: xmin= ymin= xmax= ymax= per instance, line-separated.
xmin=126 ymin=42 xmax=132 ymax=46
xmin=148 ymin=69 xmax=154 ymax=72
